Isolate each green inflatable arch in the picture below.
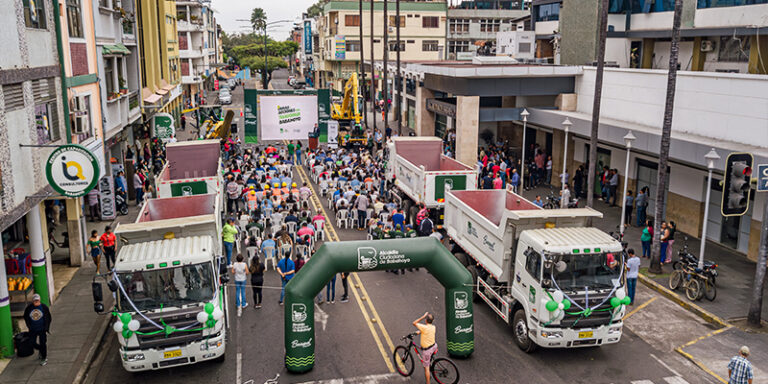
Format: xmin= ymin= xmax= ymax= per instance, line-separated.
xmin=284 ymin=237 xmax=474 ymax=373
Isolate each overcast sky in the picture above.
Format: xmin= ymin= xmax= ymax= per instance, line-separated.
xmin=213 ymin=0 xmax=315 ymax=39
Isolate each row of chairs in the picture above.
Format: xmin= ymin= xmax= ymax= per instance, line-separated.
xmin=335 ymin=208 xmax=390 ymax=229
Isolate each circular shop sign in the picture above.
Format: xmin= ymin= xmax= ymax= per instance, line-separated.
xmin=45 ymin=144 xmax=100 ymax=197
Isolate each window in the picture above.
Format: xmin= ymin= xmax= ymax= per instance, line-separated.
xmin=422 ymin=16 xmax=439 ymax=28
xmin=104 ymin=57 xmax=115 ymax=95
xmin=23 ymin=0 xmax=47 ymax=29
xmin=389 ymin=16 xmax=405 ymax=27
xmin=35 ymin=104 xmax=56 ymax=144
xmin=388 ymin=40 xmax=405 ymax=52
xmin=535 ymin=2 xmax=560 ymax=22
xmin=345 ymin=40 xmax=361 ymax=52
xmin=422 ymin=40 xmax=439 ymax=52
xmin=697 ymin=0 xmax=768 ymax=9
xmin=449 ymin=18 xmax=469 ymax=34
xmin=66 ymin=0 xmax=83 ymax=38
xmin=718 ymin=36 xmax=750 ymax=62
xmin=480 ymin=19 xmax=500 ymax=32
xmin=449 ymin=40 xmax=470 ymax=53
xmin=524 ymin=249 xmax=541 ymax=282
xmin=345 ymin=15 xmax=360 ymax=26
xmin=98 ymin=0 xmax=110 ymax=7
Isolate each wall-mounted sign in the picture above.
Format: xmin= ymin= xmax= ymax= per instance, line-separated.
xmin=426 ymin=98 xmax=456 ymax=118
xmin=45 ymin=144 xmax=100 ymax=198
xmin=335 ymin=35 xmax=346 ymax=60
xmin=304 ymin=21 xmax=312 ymax=54
xmin=153 ymin=113 xmax=175 ymax=141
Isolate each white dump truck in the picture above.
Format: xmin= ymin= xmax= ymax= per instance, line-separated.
xmin=385 ymin=136 xmax=476 ymax=225
xmin=155 ymin=139 xmax=223 ymax=206
xmin=105 ymin=194 xmax=228 ymax=371
xmin=443 ymin=189 xmax=627 ymax=352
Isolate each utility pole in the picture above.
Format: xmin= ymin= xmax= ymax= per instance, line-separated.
xmin=263 ymin=25 xmax=269 ymax=89
xmin=395 ymin=0 xmax=401 ymax=134
xmin=748 ymin=198 xmax=768 ymax=326
xmin=369 ymin=0 xmax=376 ymax=134
xmin=586 ymin=0 xmax=609 ymax=218
xmin=359 ymin=0 xmax=367 ymax=129
xmin=383 ymin=0 xmax=388 ymax=133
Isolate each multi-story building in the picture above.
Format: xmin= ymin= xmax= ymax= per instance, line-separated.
xmin=177 ymin=0 xmax=217 ymax=107
xmin=446 ymin=0 xmax=528 ymax=60
xmin=530 ymin=0 xmax=561 ymax=62
xmin=137 ymin=0 xmax=182 ymax=131
xmin=314 ymin=0 xmax=448 ymax=94
xmin=92 ymin=0 xmax=142 ymax=178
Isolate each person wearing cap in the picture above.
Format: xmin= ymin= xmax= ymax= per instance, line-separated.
xmin=728 ymin=346 xmax=753 ymax=384
xmin=24 ymin=294 xmax=52 ymax=366
xmin=246 ymin=189 xmax=258 ymax=213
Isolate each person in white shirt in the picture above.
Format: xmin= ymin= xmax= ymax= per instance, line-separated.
xmin=231 ymin=254 xmax=249 ymax=310
xmin=625 ymin=249 xmax=641 ymax=305
xmin=560 ymin=184 xmax=571 ymax=209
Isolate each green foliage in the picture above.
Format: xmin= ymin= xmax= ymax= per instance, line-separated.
xmin=240 ymin=56 xmax=288 ymax=74
xmin=231 ymin=41 xmax=299 ymax=59
xmin=306 ymin=0 xmax=327 ymax=17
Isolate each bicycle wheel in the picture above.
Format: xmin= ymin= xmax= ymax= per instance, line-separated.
xmin=704 ymin=276 xmax=717 ymax=301
xmin=392 ymin=346 xmax=414 ymax=377
xmin=685 ymin=278 xmax=701 ymax=301
xmin=430 ymin=357 xmax=460 ymax=384
xmin=672 ymin=261 xmax=684 ymax=271
xmin=669 ymin=270 xmax=683 ymax=291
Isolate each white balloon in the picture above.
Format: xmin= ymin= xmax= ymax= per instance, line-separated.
xmin=197 ymin=311 xmax=209 ymax=324
xmin=113 ymin=321 xmax=124 ymax=333
xmin=558 ymin=302 xmax=564 ymax=310
xmin=616 ymin=288 xmax=626 ymax=300
xmin=212 ymin=308 xmax=224 ymax=321
xmin=128 ymin=319 xmax=140 ymax=332
xmin=552 ymin=290 xmax=564 ymax=303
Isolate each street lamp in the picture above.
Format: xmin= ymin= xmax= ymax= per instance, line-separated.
xmin=519 ymin=109 xmax=529 ymax=192
xmin=619 ymin=131 xmax=636 ymax=236
xmin=561 ymin=118 xmax=572 ymax=193
xmin=699 ymin=148 xmax=720 ymax=269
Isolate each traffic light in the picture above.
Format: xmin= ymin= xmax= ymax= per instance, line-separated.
xmin=721 ymin=152 xmax=753 ymax=216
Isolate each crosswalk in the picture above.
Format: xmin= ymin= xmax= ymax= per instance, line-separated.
xmin=628 ymin=376 xmax=690 ymax=384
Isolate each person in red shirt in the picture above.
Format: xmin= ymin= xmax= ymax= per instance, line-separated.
xmin=100 ymin=226 xmax=117 ymax=271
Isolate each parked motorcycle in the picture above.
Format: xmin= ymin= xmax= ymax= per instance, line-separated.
xmin=673 ymin=236 xmax=718 ymax=286
xmin=115 ymin=188 xmax=129 ymax=216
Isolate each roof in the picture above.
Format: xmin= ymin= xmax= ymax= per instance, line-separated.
xmin=521 ymin=227 xmax=622 ymax=254
xmin=394 ymin=137 xmax=473 ymax=172
xmin=144 ymin=93 xmax=162 ymax=104
xmin=116 ymin=236 xmax=214 ymax=271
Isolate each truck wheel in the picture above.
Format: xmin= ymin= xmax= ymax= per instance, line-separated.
xmin=512 ymin=309 xmax=537 ymax=353
xmin=454 ymin=252 xmax=469 ymax=267
xmin=403 ymin=199 xmax=413 ymax=224
xmin=465 ymin=265 xmax=480 ymax=302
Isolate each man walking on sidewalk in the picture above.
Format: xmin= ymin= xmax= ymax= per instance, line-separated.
xmin=24 ymin=294 xmax=51 ymax=366
xmin=728 ymin=346 xmax=753 ymax=384
xmin=100 ymin=226 xmax=117 ymax=271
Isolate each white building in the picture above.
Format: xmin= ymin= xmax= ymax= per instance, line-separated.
xmin=177 ymin=0 xmax=218 ymax=107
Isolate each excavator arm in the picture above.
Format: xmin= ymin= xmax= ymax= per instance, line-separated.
xmin=331 ymin=72 xmax=362 ymax=124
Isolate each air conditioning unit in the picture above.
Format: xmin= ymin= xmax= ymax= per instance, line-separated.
xmin=72 ymin=115 xmax=89 ymax=134
xmin=70 ymin=96 xmax=89 ymax=134
xmin=700 ymin=40 xmax=714 ymax=52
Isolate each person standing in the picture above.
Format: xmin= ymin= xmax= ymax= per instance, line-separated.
xmin=609 ymin=169 xmax=619 ymax=206
xmin=412 ymin=312 xmax=437 ymax=384
xmin=545 ymin=155 xmax=553 ymax=185
xmin=355 ymin=192 xmax=369 ymax=230
xmin=659 ymin=221 xmax=670 ymax=263
xmin=509 ymin=168 xmax=520 ymax=193
xmin=51 ymin=200 xmax=62 ymax=226
xmin=86 ymin=188 xmax=100 ymax=222
xmin=641 ymin=220 xmax=653 ymax=258
xmin=492 ymin=174 xmax=503 ymax=189
xmin=287 ymin=141 xmax=295 ymax=162
xmin=296 ymin=141 xmax=303 ymax=164
xmin=560 ymin=184 xmax=571 ymax=209
xmin=635 ymin=187 xmax=648 ymax=227
xmin=24 ymin=294 xmax=51 ymax=366
xmin=100 ymin=226 xmax=117 ymax=271
xmin=231 ymin=254 xmax=249 ymax=311
xmin=325 ymin=274 xmax=337 ymax=304
xmin=222 ymin=218 xmax=238 ymax=266
xmin=87 ymin=230 xmax=102 ymax=274
xmin=574 ymin=165 xmax=584 ymax=198
xmin=277 ymin=252 xmax=296 ymax=305
xmin=339 ymin=272 xmax=349 ymax=303
xmin=666 ymin=221 xmax=676 ymax=263
xmin=624 ymin=190 xmax=634 ymax=227
xmin=133 ymin=171 xmax=143 ymax=205
xmin=727 ymin=346 xmax=753 ymax=384
xmin=625 ymin=249 xmax=640 ymax=305
xmin=180 ymin=114 xmax=186 ymax=131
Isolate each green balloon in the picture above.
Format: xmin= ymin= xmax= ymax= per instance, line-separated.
xmin=120 ymin=313 xmax=132 ymax=324
xmin=562 ymin=299 xmax=571 ymax=310
xmin=122 ymin=330 xmax=132 ymax=339
xmin=621 ymin=296 xmax=631 ymax=306
xmin=610 ymin=297 xmax=621 ymax=308
xmin=207 ymin=319 xmax=216 ymax=328
xmin=545 ymin=300 xmax=558 ymax=312
xmin=204 ymin=302 xmax=214 ymax=314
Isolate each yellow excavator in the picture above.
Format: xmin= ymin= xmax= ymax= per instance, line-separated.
xmin=202 ymin=109 xmax=235 ymax=140
xmin=331 ymin=72 xmax=367 ymax=148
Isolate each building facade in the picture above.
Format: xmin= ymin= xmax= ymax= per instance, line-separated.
xmin=446 ymin=1 xmax=528 ymax=60
xmin=177 ymin=0 xmax=218 ymax=108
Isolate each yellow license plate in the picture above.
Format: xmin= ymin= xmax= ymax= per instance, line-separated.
xmin=163 ymin=350 xmax=182 ymax=359
xmin=578 ymin=331 xmax=593 ymax=339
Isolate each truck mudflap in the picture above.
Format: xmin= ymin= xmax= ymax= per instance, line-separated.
xmin=477 ymin=277 xmax=510 ymax=323
xmin=121 ymin=333 xmax=225 ymax=371
xmin=530 ymin=323 xmax=623 ymax=348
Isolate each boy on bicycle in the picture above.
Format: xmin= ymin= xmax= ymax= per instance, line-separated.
xmin=413 ymin=312 xmax=437 ymax=384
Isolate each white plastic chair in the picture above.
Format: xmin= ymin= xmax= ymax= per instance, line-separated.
xmin=336 ymin=210 xmax=349 ymax=228
xmin=295 ymin=244 xmax=309 ymax=260
xmin=350 ymin=209 xmax=359 ymax=229
xmin=262 ymin=246 xmax=277 ymax=270
xmin=314 ymin=220 xmax=325 ymax=241
xmin=286 ymin=221 xmax=298 ymax=237
xmin=246 ymin=246 xmax=259 ymax=260
xmin=249 ymin=226 xmax=261 ymax=240
xmin=280 ymin=244 xmax=293 ymax=259
xmin=379 ymin=212 xmax=390 ymax=223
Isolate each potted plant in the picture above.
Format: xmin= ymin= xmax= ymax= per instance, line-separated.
xmin=118 ymin=77 xmax=128 ymax=94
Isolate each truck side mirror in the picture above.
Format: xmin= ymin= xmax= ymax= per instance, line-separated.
xmin=92 ymin=282 xmax=103 ymax=302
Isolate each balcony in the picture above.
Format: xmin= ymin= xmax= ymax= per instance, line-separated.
xmin=104 ymin=90 xmax=141 ymax=135
xmin=182 ymin=74 xmax=205 ymax=84
xmin=180 ymin=47 xmax=205 ymax=59
xmin=178 ymin=20 xmax=203 ymax=32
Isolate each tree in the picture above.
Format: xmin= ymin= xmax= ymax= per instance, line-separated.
xmin=306 ymin=1 xmax=326 ymax=18
xmin=649 ymin=0 xmax=683 ymax=274
xmin=250 ymin=7 xmax=266 ymax=32
xmin=587 ymin=0 xmax=610 ymax=216
xmin=240 ymin=56 xmax=288 ymax=78
xmin=231 ymin=41 xmax=299 ymax=60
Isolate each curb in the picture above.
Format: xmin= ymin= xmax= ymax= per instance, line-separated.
xmin=638 ymin=274 xmax=730 ymax=327
xmin=72 ymin=301 xmax=113 ymax=384
xmin=674 ymin=346 xmax=728 ymax=384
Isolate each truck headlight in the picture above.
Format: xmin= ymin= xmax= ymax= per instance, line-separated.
xmin=540 ymin=330 xmax=562 ymax=338
xmin=608 ymin=326 xmax=622 ymax=335
xmin=200 ymin=339 xmax=223 ymax=351
xmin=123 ymin=353 xmax=145 ymax=362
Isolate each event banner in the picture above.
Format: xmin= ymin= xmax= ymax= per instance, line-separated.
xmin=258 ymin=95 xmax=318 ymax=141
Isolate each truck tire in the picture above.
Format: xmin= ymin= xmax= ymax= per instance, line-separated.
xmin=512 ymin=309 xmax=537 ymax=353
xmin=403 ymin=199 xmax=413 ymax=225
xmin=465 ymin=265 xmax=480 ymax=302
xmin=454 ymin=252 xmax=469 ymax=267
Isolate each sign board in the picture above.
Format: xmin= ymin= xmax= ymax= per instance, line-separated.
xmin=426 ymin=99 xmax=457 ymax=118
xmin=98 ymin=175 xmax=116 ymax=221
xmin=317 ymin=88 xmax=330 ymax=143
xmin=327 ymin=120 xmax=339 ymax=149
xmin=153 ymin=113 xmax=175 ymax=141
xmin=335 ymin=35 xmax=346 ymax=60
xmin=304 ymin=21 xmax=312 ymax=54
xmin=45 ymin=144 xmax=100 ymax=198
xmin=258 ymin=95 xmax=318 ymax=141
xmin=244 ymin=90 xmax=259 ymax=143
xmin=171 ymin=181 xmax=208 ymax=197
xmin=758 ymin=164 xmax=768 ymax=192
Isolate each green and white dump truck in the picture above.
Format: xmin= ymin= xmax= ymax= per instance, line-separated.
xmin=443 ymin=189 xmax=627 ymax=352
xmin=385 ymin=136 xmax=477 ymax=226
xmin=155 ymin=139 xmax=224 ymax=205
xmin=104 ymin=193 xmax=228 ymax=371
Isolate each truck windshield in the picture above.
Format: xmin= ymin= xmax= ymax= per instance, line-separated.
xmin=551 ymin=253 xmax=622 ymax=291
xmin=116 ymin=262 xmax=215 ymax=312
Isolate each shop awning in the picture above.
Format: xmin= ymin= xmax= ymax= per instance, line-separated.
xmin=143 ymin=93 xmax=162 ymax=104
xmin=103 ymin=43 xmax=131 ymax=55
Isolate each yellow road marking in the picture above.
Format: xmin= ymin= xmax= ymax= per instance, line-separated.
xmin=291 ymin=149 xmax=395 ymax=373
xmin=679 ymin=326 xmax=731 ymax=348
xmin=675 ymin=347 xmax=728 ymax=384
xmin=622 ymin=296 xmax=657 ymax=321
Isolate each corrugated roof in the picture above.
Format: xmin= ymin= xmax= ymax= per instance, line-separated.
xmin=523 ymin=227 xmax=620 ymax=251
xmin=117 ymin=236 xmax=214 ymax=266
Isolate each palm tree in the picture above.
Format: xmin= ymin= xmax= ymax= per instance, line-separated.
xmin=250 ymin=8 xmax=266 ymax=32
xmin=586 ymin=0 xmax=610 ymax=215
xmin=648 ymin=0 xmax=683 ymax=274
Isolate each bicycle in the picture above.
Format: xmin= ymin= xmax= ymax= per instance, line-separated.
xmin=392 ymin=333 xmax=459 ymax=384
xmin=669 ymin=263 xmax=715 ymax=301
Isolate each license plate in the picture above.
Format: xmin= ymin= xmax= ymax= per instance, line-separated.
xmin=163 ymin=349 xmax=182 ymax=359
xmin=578 ymin=331 xmax=593 ymax=339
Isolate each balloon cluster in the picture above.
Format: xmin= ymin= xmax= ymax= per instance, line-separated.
xmin=610 ymin=288 xmax=631 ymax=308
xmin=545 ymin=290 xmax=572 ymax=313
xmin=196 ymin=302 xmax=224 ymax=329
xmin=113 ymin=313 xmax=140 ymax=339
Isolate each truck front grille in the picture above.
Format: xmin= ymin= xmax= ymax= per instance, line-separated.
xmin=136 ymin=306 xmax=205 ymax=349
xmin=557 ymin=292 xmax=615 ymax=329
